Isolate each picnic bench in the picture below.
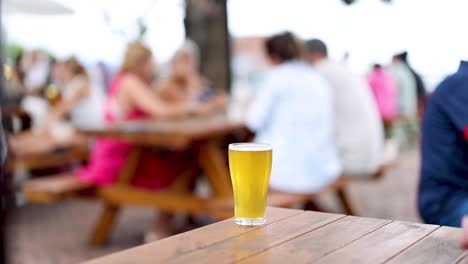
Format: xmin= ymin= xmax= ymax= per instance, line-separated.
xmin=7 ymin=143 xmax=89 ymax=173
xmin=22 ymin=113 xmax=395 ymax=246
xmin=83 ymin=206 xmax=466 ymax=264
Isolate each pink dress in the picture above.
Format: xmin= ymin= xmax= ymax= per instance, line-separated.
xmin=78 ymin=73 xmax=192 ymax=190
xmin=367 ymin=68 xmax=398 ymax=122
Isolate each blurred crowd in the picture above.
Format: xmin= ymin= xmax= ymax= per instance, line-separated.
xmin=3 ymin=41 xmax=226 ymax=149
xmin=249 ymin=31 xmax=468 ymax=247
xmin=16 ymin=29 xmax=468 ymax=242
xmin=246 ymin=32 xmax=426 ymax=195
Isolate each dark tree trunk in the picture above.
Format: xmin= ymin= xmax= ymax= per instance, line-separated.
xmin=184 ymin=0 xmax=231 ymax=92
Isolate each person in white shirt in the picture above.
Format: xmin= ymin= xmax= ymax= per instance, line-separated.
xmin=304 ymin=39 xmax=384 ymax=175
xmin=11 ymin=57 xmax=104 ymax=154
xmin=49 ymin=57 xmax=104 ymax=128
xmin=246 ymin=32 xmax=341 ymax=194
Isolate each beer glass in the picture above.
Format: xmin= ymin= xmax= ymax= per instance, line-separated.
xmin=228 ymin=143 xmax=272 ymax=225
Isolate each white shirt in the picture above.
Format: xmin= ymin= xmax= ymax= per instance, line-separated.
xmin=246 ymin=61 xmax=341 ymax=193
xmin=24 ymin=60 xmax=49 ymax=92
xmin=63 ymin=75 xmax=104 ymax=128
xmin=315 ymin=60 xmax=384 ymax=174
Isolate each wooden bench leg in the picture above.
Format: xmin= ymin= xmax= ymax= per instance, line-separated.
xmin=89 ymin=148 xmax=141 ymax=246
xmin=335 ymin=186 xmax=357 ymax=216
xmin=197 ymin=140 xmax=232 ymax=197
xmin=90 ymin=204 xmax=119 ymax=246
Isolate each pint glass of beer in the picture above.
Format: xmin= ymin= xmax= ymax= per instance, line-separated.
xmin=228 ymin=143 xmax=272 ymax=225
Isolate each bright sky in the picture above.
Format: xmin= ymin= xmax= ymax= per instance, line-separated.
xmin=4 ymin=0 xmax=468 ymax=87
xmin=4 ymin=0 xmax=186 ymax=65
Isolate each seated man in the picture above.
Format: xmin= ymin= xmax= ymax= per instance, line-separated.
xmin=304 ymin=39 xmax=384 ymax=175
xmin=419 ymin=61 xmax=468 ymax=229
xmin=246 ymin=32 xmax=341 ymax=194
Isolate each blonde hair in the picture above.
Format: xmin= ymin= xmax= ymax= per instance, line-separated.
xmin=120 ymin=41 xmax=152 ymax=76
xmin=173 ymin=39 xmax=200 ymax=67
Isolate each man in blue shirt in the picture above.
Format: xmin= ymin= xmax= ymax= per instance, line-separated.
xmin=419 ymin=61 xmax=468 ymax=228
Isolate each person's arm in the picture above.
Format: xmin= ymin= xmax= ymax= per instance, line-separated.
xmin=245 ymin=74 xmax=277 ymax=132
xmin=123 ymin=76 xmax=223 ymax=119
xmin=155 ymin=80 xmax=187 ymax=102
xmin=435 ymin=81 xmax=468 ymax=140
xmin=43 ymin=78 xmax=90 ymax=127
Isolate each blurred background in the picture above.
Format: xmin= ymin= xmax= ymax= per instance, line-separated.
xmin=1 ymin=0 xmax=465 ymax=263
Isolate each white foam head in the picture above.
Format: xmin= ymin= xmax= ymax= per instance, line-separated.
xmin=229 ymin=143 xmax=272 ymax=151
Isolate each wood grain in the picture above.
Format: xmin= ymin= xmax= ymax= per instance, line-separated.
xmin=165 ymin=211 xmax=344 ymax=264
xmin=455 ymin=252 xmax=468 ymax=264
xmin=241 ymin=216 xmax=390 ymax=264
xmin=83 ymin=207 xmax=302 ymax=264
xmin=388 ymin=226 xmax=465 ymax=264
xmin=314 ymin=221 xmax=439 ymax=264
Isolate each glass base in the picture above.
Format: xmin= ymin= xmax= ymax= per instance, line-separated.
xmin=234 ymin=218 xmax=266 ymax=226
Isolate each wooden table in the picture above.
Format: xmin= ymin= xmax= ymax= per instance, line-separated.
xmin=84 ymin=207 xmax=467 ymax=264
xmin=78 ymin=113 xmax=249 ymax=245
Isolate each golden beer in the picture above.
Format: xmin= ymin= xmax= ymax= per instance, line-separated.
xmin=228 ymin=143 xmax=272 ymax=225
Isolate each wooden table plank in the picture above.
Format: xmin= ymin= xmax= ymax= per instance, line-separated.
xmin=241 ymin=216 xmax=391 ymax=264
xmin=85 ymin=207 xmax=464 ymax=264
xmin=165 ymin=211 xmax=345 ymax=264
xmin=314 ymin=221 xmax=439 ymax=264
xmin=79 ymin=114 xmax=245 ymax=148
xmin=388 ymin=226 xmax=466 ymax=264
xmin=455 ymin=253 xmax=468 ymax=264
xmin=83 ymin=207 xmax=301 ymax=264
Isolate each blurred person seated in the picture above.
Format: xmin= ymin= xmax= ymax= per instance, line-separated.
xmin=418 ymin=61 xmax=468 ymax=230
xmin=367 ymin=64 xmax=398 ymax=136
xmin=156 ymin=40 xmax=212 ymax=103
xmin=20 ymin=50 xmax=51 ymax=95
xmin=10 ymin=57 xmax=104 ymax=155
xmin=304 ymin=39 xmax=384 ymax=175
xmin=390 ymin=53 xmax=418 ymax=118
xmin=246 ymin=32 xmax=341 ymax=194
xmin=47 ymin=56 xmax=104 ymax=128
xmin=79 ymin=41 xmax=225 ymax=239
xmin=394 ymin=51 xmax=427 ymax=116
xmin=390 ymin=53 xmax=419 ymax=146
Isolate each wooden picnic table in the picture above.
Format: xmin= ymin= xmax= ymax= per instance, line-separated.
xmin=84 ymin=207 xmax=467 ymax=264
xmin=78 ymin=113 xmax=249 ymax=245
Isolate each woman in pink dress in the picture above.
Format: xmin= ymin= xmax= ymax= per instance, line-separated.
xmin=78 ymin=41 xmax=225 ymax=239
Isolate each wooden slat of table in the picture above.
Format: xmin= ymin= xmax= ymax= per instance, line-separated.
xmin=388 ymin=226 xmax=466 ymax=264
xmin=165 ymin=211 xmax=345 ymax=264
xmin=455 ymin=253 xmax=468 ymax=264
xmin=314 ymin=221 xmax=439 ymax=264
xmin=84 ymin=207 xmax=301 ymax=264
xmin=80 ymin=114 xmax=245 ymax=148
xmin=241 ymin=216 xmax=391 ymax=264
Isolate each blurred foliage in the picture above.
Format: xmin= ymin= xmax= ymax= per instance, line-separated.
xmin=5 ymin=43 xmax=24 ymax=64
